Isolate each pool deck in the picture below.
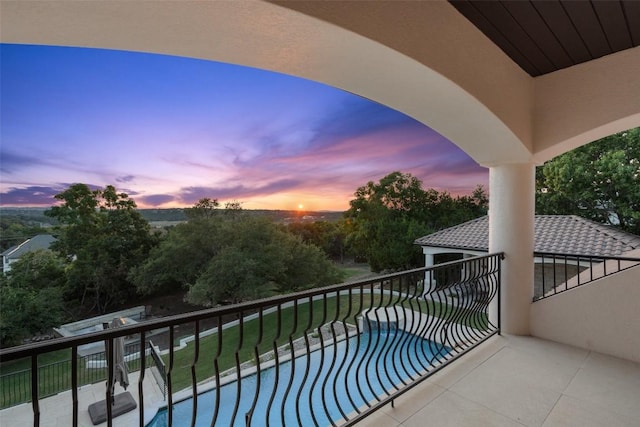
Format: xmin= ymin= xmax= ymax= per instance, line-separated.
xmin=0 ymin=370 xmax=165 ymax=427
xmin=2 ymin=334 xmax=639 ymax=426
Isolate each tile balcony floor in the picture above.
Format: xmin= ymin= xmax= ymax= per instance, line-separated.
xmin=359 ymin=334 xmax=640 ymax=427
xmin=2 ymin=334 xmax=639 ymax=427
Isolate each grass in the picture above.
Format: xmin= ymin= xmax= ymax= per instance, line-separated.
xmin=0 ymin=290 xmax=491 ymax=407
xmin=339 ymin=265 xmax=373 ymax=281
xmin=162 ymin=292 xmax=490 ymax=392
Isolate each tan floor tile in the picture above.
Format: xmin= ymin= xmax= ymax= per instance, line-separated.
xmin=542 ymin=395 xmax=638 ymax=427
xmin=462 ymin=345 xmax=579 ymax=393
xmin=503 ymin=335 xmax=588 ymax=368
xmin=352 ymin=409 xmax=403 ymax=427
xmin=2 ymin=404 xmax=34 ymax=427
xmin=404 ymin=391 xmax=524 ymax=427
xmin=579 ymin=351 xmax=640 ymax=382
xmin=450 ymin=348 xmax=563 ymax=426
xmin=381 ymin=380 xmax=446 ymax=423
xmin=428 ymin=335 xmax=507 ymax=389
xmin=564 ymin=358 xmax=640 ymax=422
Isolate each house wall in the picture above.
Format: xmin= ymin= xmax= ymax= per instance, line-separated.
xmin=530 ymin=264 xmax=640 ymax=363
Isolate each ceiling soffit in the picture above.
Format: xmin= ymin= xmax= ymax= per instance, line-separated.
xmin=449 ymin=1 xmax=640 ymax=77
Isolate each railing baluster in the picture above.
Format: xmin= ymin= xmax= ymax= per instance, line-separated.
xmin=246 ymin=308 xmax=264 ymax=426
xmin=190 ymin=319 xmax=200 ymax=427
xmin=281 ymin=300 xmax=298 ymax=426
xmin=208 ymin=316 xmax=223 ymax=427
xmin=167 ymin=325 xmax=174 ymax=427
xmin=138 ymin=331 xmax=146 ymax=427
xmin=31 ymin=355 xmax=39 ymax=427
xmin=230 ymin=312 xmax=244 ymax=426
xmin=106 ymin=336 xmax=114 ymax=427
xmin=323 ymin=291 xmax=343 ymax=426
xmin=308 ymin=293 xmax=328 ymax=426
xmin=71 ymin=347 xmax=78 ymax=427
xmin=563 ymin=255 xmax=568 ymax=290
xmin=265 ymin=305 xmax=282 ymax=427
xmin=294 ymin=296 xmax=315 ymax=426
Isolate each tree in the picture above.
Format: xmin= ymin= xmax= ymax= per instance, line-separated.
xmin=46 ymin=184 xmax=157 ymax=313
xmin=131 ymin=210 xmax=344 ymax=307
xmin=536 ymin=128 xmax=640 ymax=234
xmin=129 ymin=217 xmax=225 ymax=296
xmin=184 ymin=197 xmax=220 ymax=220
xmin=0 ymin=250 xmax=67 ymax=346
xmin=345 ymin=172 xmax=488 ymax=272
xmin=285 ymin=220 xmax=347 ymax=262
xmin=0 ymin=216 xmax=50 ymax=252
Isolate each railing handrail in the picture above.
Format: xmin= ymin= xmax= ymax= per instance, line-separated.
xmin=0 ymin=252 xmax=505 ymax=362
xmin=534 ymin=251 xmax=640 ymax=262
xmin=533 ymin=250 xmax=640 ymax=301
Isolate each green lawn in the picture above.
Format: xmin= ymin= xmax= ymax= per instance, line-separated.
xmin=338 ymin=264 xmax=373 ymax=281
xmin=162 ymin=292 xmax=490 ymax=392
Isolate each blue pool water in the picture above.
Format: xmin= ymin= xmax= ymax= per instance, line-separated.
xmin=148 ymin=331 xmax=449 ymax=427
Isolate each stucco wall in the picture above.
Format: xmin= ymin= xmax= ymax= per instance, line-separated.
xmin=530 ymin=264 xmax=640 ymax=363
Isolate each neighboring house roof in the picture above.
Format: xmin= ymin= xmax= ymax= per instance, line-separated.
xmin=1 ymin=234 xmax=57 ymax=260
xmin=414 ymin=216 xmax=640 ymax=257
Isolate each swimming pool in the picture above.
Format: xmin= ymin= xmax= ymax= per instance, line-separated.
xmin=147 ymin=330 xmax=449 ymax=427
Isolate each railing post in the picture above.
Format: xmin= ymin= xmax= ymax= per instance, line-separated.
xmin=498 ymin=253 xmax=503 ymax=334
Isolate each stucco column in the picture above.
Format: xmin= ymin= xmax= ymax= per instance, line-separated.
xmin=489 ymin=163 xmax=535 ymax=335
xmin=422 ymin=250 xmax=436 ymax=293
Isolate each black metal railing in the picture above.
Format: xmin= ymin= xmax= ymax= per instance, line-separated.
xmin=0 ymin=253 xmax=503 ymax=427
xmin=148 ymin=341 xmax=167 ymax=399
xmin=534 ymin=252 xmax=640 ymax=301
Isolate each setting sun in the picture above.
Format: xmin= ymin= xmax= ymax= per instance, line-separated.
xmin=298 ymin=204 xmax=304 ymax=210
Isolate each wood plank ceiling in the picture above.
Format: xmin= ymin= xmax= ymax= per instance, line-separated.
xmin=449 ymin=0 xmax=640 ymax=76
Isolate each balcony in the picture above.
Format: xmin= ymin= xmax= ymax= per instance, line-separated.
xmin=2 ymin=252 xmax=639 ymax=426
xmin=3 ymin=338 xmax=640 ymax=427
xmin=2 ymin=255 xmax=504 ymax=426
xmin=1 ymin=1 xmax=639 ymax=425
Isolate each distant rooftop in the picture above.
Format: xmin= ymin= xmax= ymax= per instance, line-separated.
xmin=2 ymin=234 xmax=57 ymax=260
xmin=415 ymin=215 xmax=640 ymax=257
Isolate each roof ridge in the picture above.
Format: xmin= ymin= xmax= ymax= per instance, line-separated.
xmin=567 ymin=215 xmax=640 ymax=249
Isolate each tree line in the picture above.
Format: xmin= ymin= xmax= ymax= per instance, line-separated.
xmin=1 ymin=128 xmax=637 ymax=346
xmin=0 ymin=173 xmax=486 ymax=346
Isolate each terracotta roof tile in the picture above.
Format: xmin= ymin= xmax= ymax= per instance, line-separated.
xmin=414 ymin=216 xmax=640 ymax=256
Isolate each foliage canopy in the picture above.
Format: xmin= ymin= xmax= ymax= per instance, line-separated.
xmin=0 ymin=250 xmax=67 ymax=346
xmin=130 ymin=205 xmax=344 ymax=306
xmin=344 ymin=171 xmax=488 ymax=272
xmin=45 ymin=184 xmax=157 ymax=313
xmin=536 ymin=128 xmax=640 ymax=235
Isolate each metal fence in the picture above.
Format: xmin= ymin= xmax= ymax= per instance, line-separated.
xmin=534 ymin=252 xmax=640 ymax=301
xmin=0 ymin=342 xmax=147 ymax=409
xmin=0 ymin=253 xmax=502 ymax=427
xmin=148 ymin=341 xmax=167 ymax=399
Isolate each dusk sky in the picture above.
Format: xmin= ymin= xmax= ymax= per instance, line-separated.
xmin=1 ymin=44 xmax=488 ymax=211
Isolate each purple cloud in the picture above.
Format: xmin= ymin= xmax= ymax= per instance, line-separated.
xmin=116 ymin=175 xmax=135 ymax=183
xmin=0 ymin=186 xmax=64 ymax=205
xmin=138 ymin=194 xmax=175 ymax=206
xmin=0 ymin=151 xmax=49 ymax=174
xmin=179 ymin=179 xmax=304 ymax=204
